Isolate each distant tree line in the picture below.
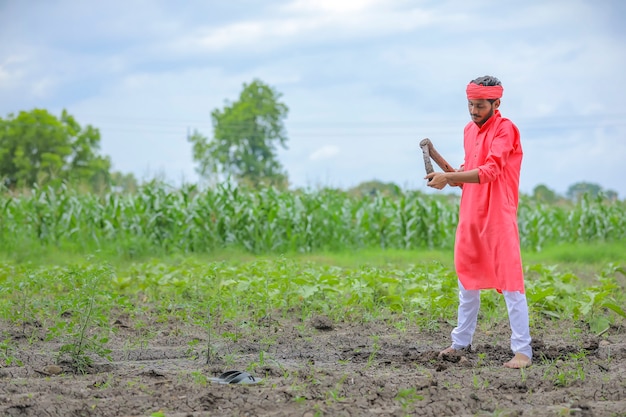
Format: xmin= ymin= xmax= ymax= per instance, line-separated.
xmin=531 ymin=183 xmax=618 ymax=203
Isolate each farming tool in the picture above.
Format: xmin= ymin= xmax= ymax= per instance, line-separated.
xmin=420 ymin=138 xmax=455 ymax=178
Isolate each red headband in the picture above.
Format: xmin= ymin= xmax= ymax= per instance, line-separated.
xmin=466 ymin=83 xmax=503 ymax=100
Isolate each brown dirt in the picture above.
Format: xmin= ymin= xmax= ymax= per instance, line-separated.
xmin=1 ymin=313 xmax=625 ymax=417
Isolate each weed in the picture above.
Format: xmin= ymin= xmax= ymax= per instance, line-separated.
xmin=476 ymin=352 xmax=487 ymax=367
xmin=472 ymin=372 xmax=489 ymax=390
xmin=222 ymin=353 xmax=236 ymax=367
xmin=190 ymin=371 xmax=208 ymax=386
xmin=185 ymin=338 xmax=201 ymax=360
xmin=520 ymin=367 xmax=528 ymax=384
xmin=92 ymin=374 xmax=114 ymax=389
xmin=543 ymin=360 xmax=585 ymax=387
xmin=366 ymin=335 xmax=380 ymax=368
xmin=0 ymin=336 xmax=23 ymax=366
xmin=395 ymin=387 xmax=424 ymax=410
xmin=325 ymin=374 xmax=348 ymax=404
xmin=49 ymin=264 xmax=113 ymax=374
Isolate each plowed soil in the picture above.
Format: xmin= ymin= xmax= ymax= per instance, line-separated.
xmin=1 ymin=313 xmax=625 ymax=417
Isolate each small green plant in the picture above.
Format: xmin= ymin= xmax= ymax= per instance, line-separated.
xmin=475 ymin=352 xmax=487 ymax=367
xmin=222 ymin=353 xmax=236 ymax=367
xmin=472 ymin=372 xmax=489 ymax=390
xmin=395 ymin=387 xmax=424 ymax=410
xmin=185 ymin=338 xmax=200 ymax=360
xmin=49 ymin=265 xmax=113 ymax=374
xmin=190 ymin=371 xmax=208 ymax=386
xmin=0 ymin=337 xmax=23 ymax=366
xmin=325 ymin=375 xmax=348 ymax=404
xmin=543 ymin=361 xmax=585 ymax=388
xmin=366 ymin=335 xmax=380 ymax=368
xmin=92 ymin=374 xmax=114 ymax=389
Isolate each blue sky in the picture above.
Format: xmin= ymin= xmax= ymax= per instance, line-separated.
xmin=1 ymin=0 xmax=625 ymax=197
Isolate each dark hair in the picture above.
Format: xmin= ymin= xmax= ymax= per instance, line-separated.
xmin=470 ymin=75 xmax=502 ymax=103
xmin=470 ymin=75 xmax=501 ymax=87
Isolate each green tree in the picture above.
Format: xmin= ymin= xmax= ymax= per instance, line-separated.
xmin=0 ymin=109 xmax=111 ymax=190
xmin=566 ymin=182 xmax=602 ymax=201
xmin=532 ymin=184 xmax=559 ymax=203
xmin=189 ymin=79 xmax=289 ymax=188
xmin=110 ymin=171 xmax=139 ymax=193
xmin=188 ymin=129 xmax=215 ymax=183
xmin=603 ymin=189 xmax=618 ymax=201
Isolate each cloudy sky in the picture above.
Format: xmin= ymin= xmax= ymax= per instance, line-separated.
xmin=1 ymin=0 xmax=625 ymax=197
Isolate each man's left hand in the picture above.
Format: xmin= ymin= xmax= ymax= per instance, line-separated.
xmin=425 ymin=172 xmax=448 ymax=189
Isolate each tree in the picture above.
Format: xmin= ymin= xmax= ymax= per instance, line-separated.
xmin=603 ymin=189 xmax=618 ymax=201
xmin=188 ymin=129 xmax=215 ymax=183
xmin=190 ymin=79 xmax=289 ymax=188
xmin=531 ymin=184 xmax=558 ymax=204
xmin=109 ymin=171 xmax=139 ymax=193
xmin=0 ymin=109 xmax=112 ymax=190
xmin=566 ymin=182 xmax=602 ymax=201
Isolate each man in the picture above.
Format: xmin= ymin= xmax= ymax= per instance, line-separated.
xmin=425 ymin=75 xmax=532 ymax=369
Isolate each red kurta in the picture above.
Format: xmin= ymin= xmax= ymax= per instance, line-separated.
xmin=454 ymin=110 xmax=525 ymax=293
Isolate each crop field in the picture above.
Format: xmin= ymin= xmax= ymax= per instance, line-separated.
xmin=0 ymin=185 xmax=625 ymax=417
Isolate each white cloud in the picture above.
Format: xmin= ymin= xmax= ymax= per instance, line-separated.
xmin=169 ymin=0 xmax=438 ymax=55
xmin=282 ymin=0 xmax=386 ymax=14
xmin=169 ymin=18 xmax=307 ymax=54
xmin=309 ymin=145 xmax=340 ymax=161
xmin=0 ymin=55 xmax=26 ymax=91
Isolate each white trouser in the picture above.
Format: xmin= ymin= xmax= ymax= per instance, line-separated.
xmin=450 ymin=280 xmax=532 ymax=359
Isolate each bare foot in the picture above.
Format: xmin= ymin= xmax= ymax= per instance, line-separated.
xmin=438 ymin=346 xmax=456 ymax=358
xmin=503 ymin=352 xmax=532 ymax=369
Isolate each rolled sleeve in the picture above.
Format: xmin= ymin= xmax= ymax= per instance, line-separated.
xmin=478 ymin=121 xmax=519 ymax=183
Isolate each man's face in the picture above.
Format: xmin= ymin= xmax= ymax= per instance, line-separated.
xmin=468 ymin=99 xmax=499 ymax=126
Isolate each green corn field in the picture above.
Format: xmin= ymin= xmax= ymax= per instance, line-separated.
xmin=0 ymin=183 xmax=624 ymax=257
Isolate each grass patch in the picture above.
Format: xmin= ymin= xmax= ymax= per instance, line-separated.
xmin=291 ymin=248 xmax=454 ymax=269
xmin=523 ymin=241 xmax=626 ymax=266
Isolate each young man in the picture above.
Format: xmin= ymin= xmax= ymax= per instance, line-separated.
xmin=424 ymin=75 xmax=532 ymax=369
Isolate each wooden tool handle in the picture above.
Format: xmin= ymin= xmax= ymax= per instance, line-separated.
xmin=419 ymin=138 xmax=455 ymax=174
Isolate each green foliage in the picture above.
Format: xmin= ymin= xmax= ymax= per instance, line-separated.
xmin=566 ymin=181 xmax=606 ymax=201
xmin=47 ymin=264 xmax=114 ymax=373
xmin=0 ymin=336 xmax=23 ymax=366
xmin=0 ymin=109 xmax=112 ymax=191
xmin=109 ymin=171 xmax=139 ymax=193
xmin=395 ymin=387 xmax=424 ymax=410
xmin=190 ymin=79 xmax=289 ymax=188
xmin=518 ymin=193 xmax=626 ymax=251
xmin=2 ymin=257 xmax=622 ymax=381
xmin=526 ymin=263 xmax=626 ymax=332
xmin=0 ymin=183 xmax=624 ymax=259
xmin=542 ymin=357 xmax=587 ymax=387
xmin=532 ymin=184 xmax=559 ymax=204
